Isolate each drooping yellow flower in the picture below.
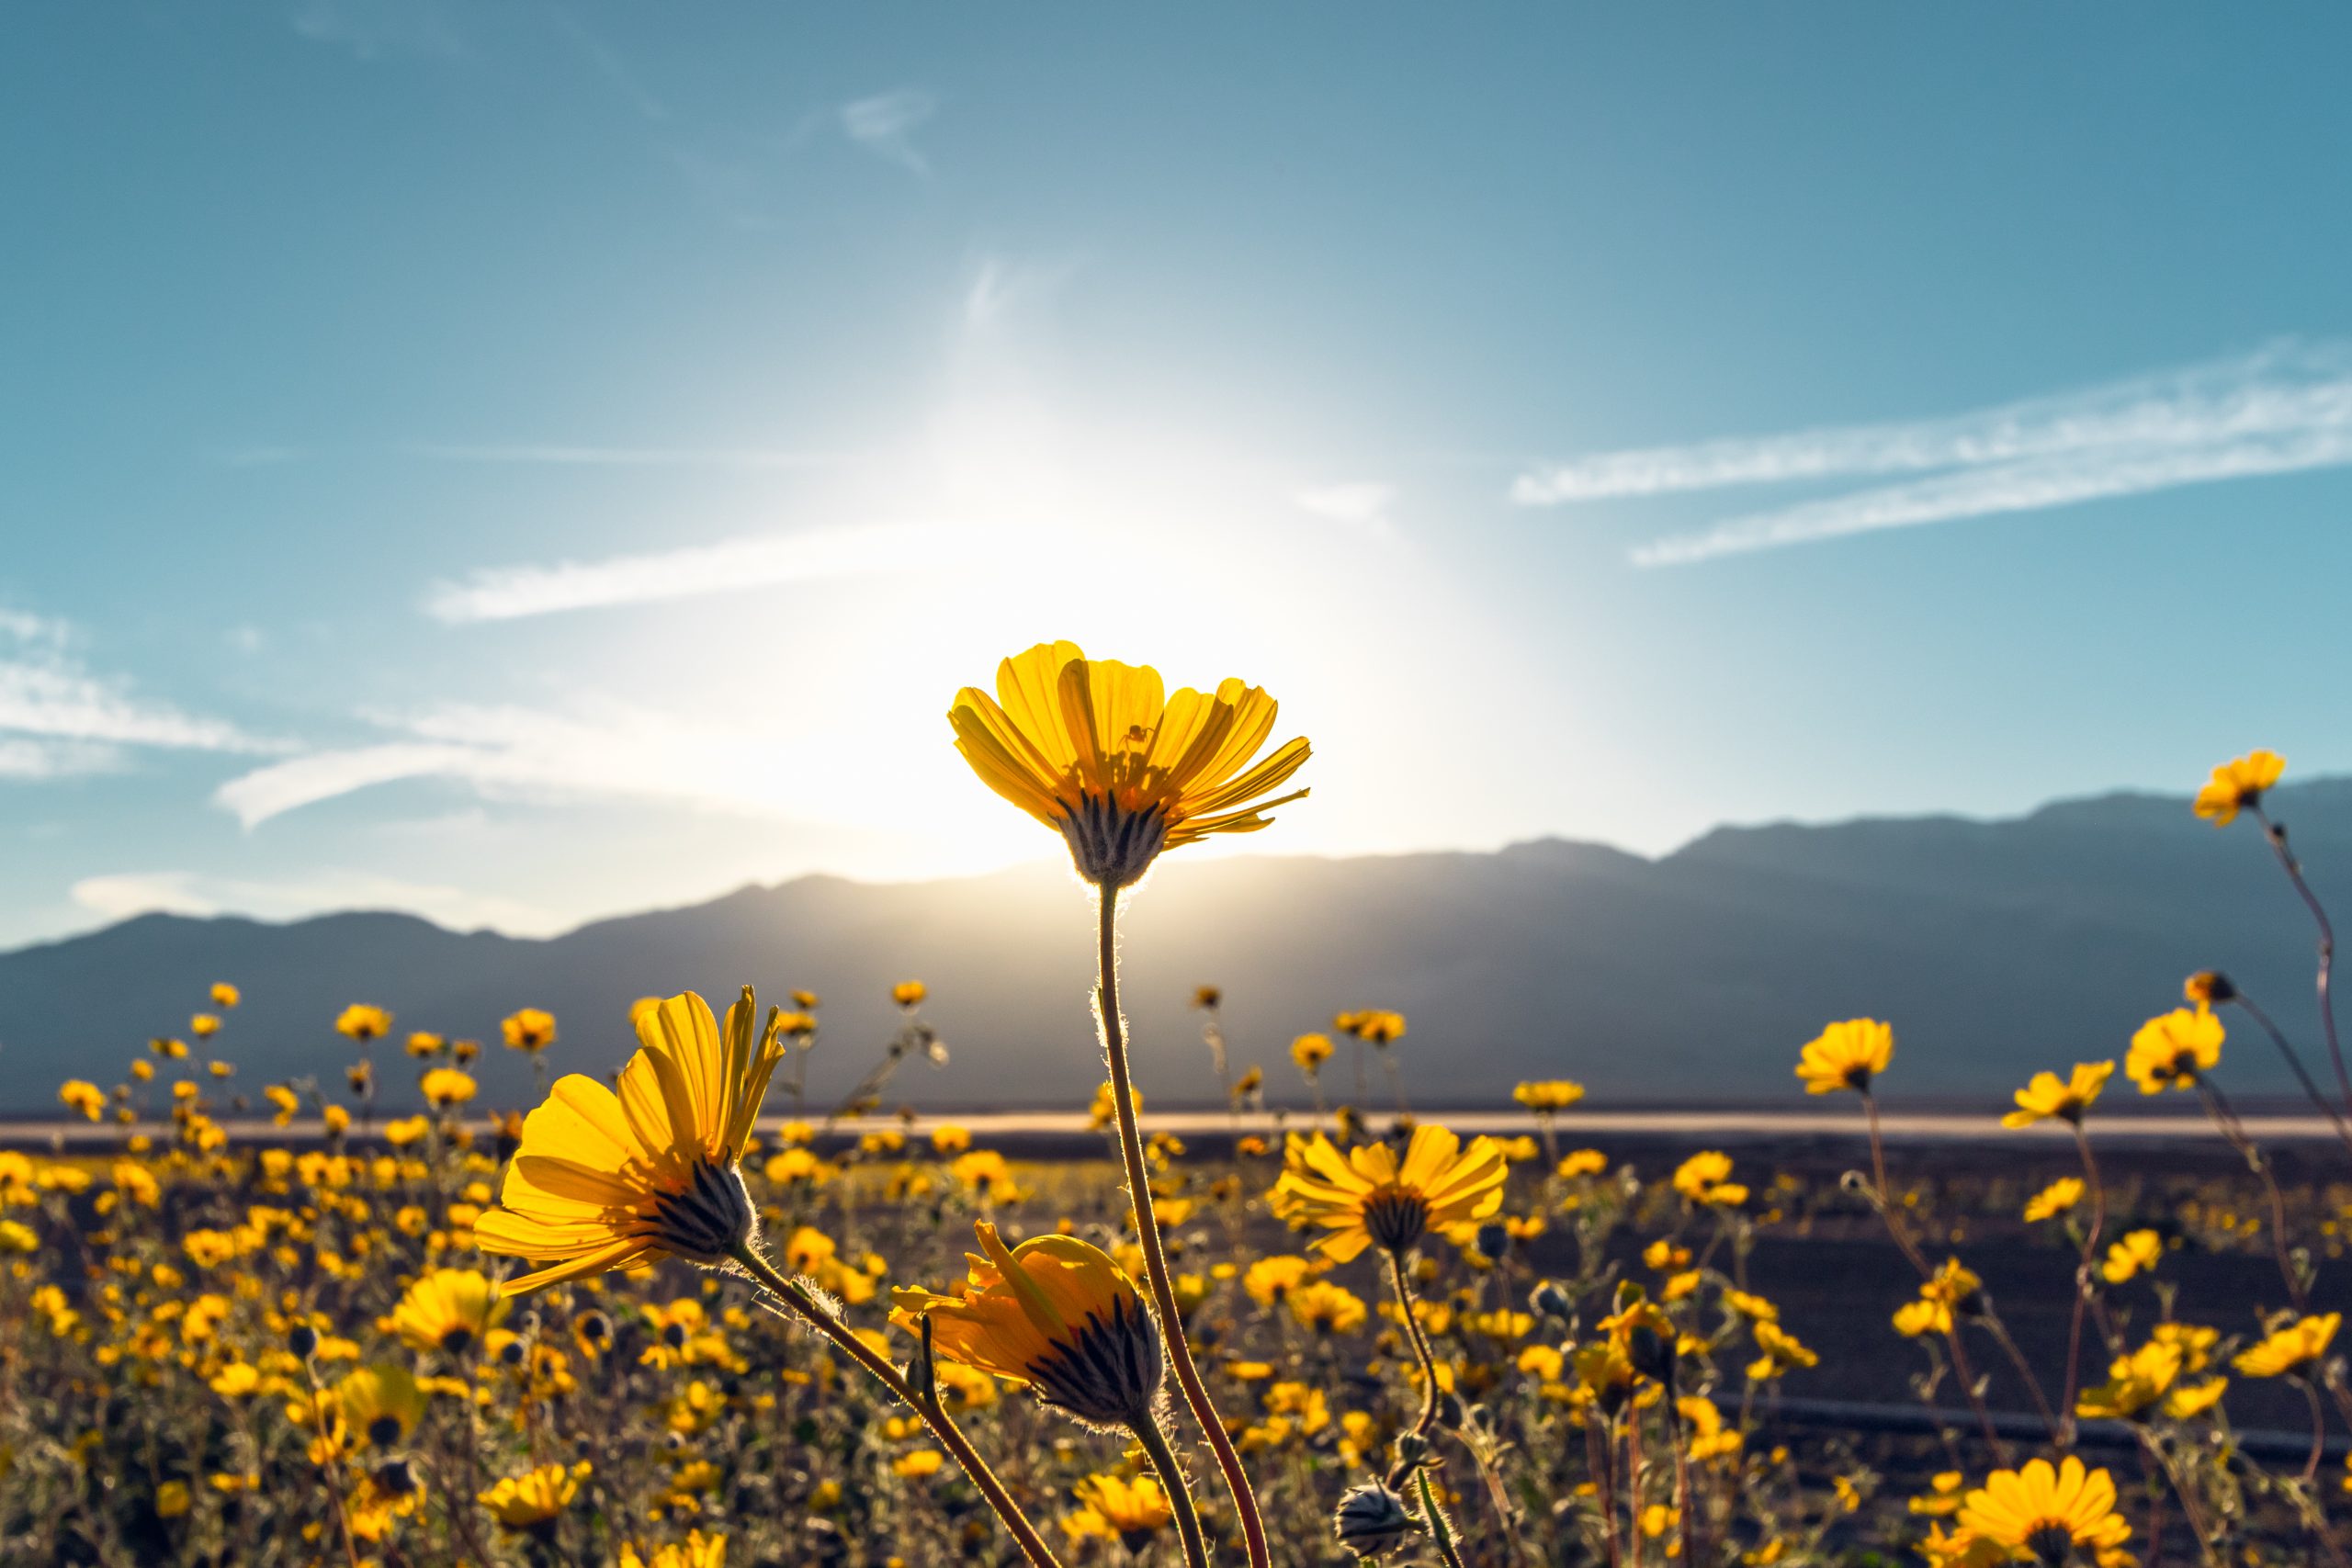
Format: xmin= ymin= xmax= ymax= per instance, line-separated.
xmin=889 ymin=1222 xmax=1163 ymax=1429
xmin=2125 ymin=1007 xmax=2222 ymax=1095
xmin=1513 ymin=1080 xmax=1587 ymax=1113
xmin=2000 ymin=1062 xmax=2113 ymax=1129
xmin=474 ymin=990 xmax=786 ymax=1292
xmin=1062 ymin=1472 xmax=1172 ymax=1548
xmin=2022 ymin=1179 xmax=2085 ymax=1224
xmin=1794 ymin=1019 xmax=1893 ymax=1095
xmin=478 ymin=1462 xmax=582 ymax=1529
xmin=1958 ymin=1457 xmax=2130 ymax=1561
xmin=501 ymin=1009 xmax=558 ymax=1053
xmin=383 ymin=1268 xmax=508 ymax=1356
xmin=949 ymin=641 xmax=1311 ymax=887
xmin=336 ymin=1004 xmax=392 ymax=1043
xmin=2233 ymin=1312 xmax=2339 ymax=1378
xmin=2193 ymin=749 xmax=2284 ymax=826
xmin=1270 ymin=1126 xmax=1508 ymax=1263
xmin=2100 ymin=1229 xmax=2163 ymax=1285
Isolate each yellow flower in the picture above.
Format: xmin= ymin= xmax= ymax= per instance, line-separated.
xmin=2075 ymin=1340 xmax=2181 ymax=1421
xmin=1794 ymin=1019 xmax=1893 ymax=1095
xmin=190 ymin=1013 xmax=220 ymax=1038
xmin=949 ymin=640 xmax=1311 ymax=887
xmin=1558 ymin=1149 xmax=1609 ymax=1179
xmin=1270 ymin=1126 xmax=1508 ymax=1262
xmin=1335 ymin=1009 xmax=1407 ymax=1044
xmin=337 ymin=1363 xmax=426 ymax=1449
xmin=383 ymin=1268 xmax=507 ymax=1355
xmin=58 ymin=1079 xmax=106 ymax=1122
xmin=892 ymin=980 xmax=928 ymax=1008
xmin=2193 ymin=748 xmax=2284 ymax=826
xmin=2126 ymin=1008 xmax=2222 ymax=1094
xmin=1747 ymin=1321 xmax=1817 ymax=1380
xmin=1908 ymin=1472 xmax=1966 ymax=1518
xmin=1287 ymin=1280 xmax=1369 ymax=1336
xmin=892 ymin=1450 xmax=944 ymax=1479
xmin=335 ymin=1004 xmax=392 ymax=1043
xmin=2099 ymin=1230 xmax=2162 ymax=1285
xmin=2165 ymin=1377 xmax=2228 ymax=1419
xmin=2000 ymin=1062 xmax=2113 ymax=1129
xmin=1513 ymin=1080 xmax=1586 ymax=1113
xmin=1671 ymin=1150 xmax=1746 ymax=1206
xmin=2233 ymin=1313 xmax=2339 ymax=1378
xmin=2022 ymin=1179 xmax=2084 ymax=1224
xmin=210 ymin=982 xmax=241 ymax=1009
xmin=478 ymin=1462 xmax=581 ymax=1529
xmin=1957 ymin=1457 xmax=2130 ymax=1561
xmin=155 ymin=1480 xmax=192 ymax=1519
xmin=420 ymin=1068 xmax=477 ymax=1111
xmin=1290 ymin=1033 xmax=1334 ymax=1074
xmin=1063 ymin=1472 xmax=1171 ymax=1548
xmin=501 ymin=1009 xmax=558 ymax=1053
xmin=1242 ymin=1255 xmax=1313 ymax=1306
xmin=474 ymin=989 xmax=786 ymax=1292
xmin=405 ymin=1032 xmax=446 ymax=1058
xmin=619 ymin=1531 xmax=727 ymax=1568
xmin=889 ymin=1221 xmax=1163 ymax=1429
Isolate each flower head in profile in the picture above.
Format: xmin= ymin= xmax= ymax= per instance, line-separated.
xmin=2126 ymin=1008 xmax=2222 ymax=1094
xmin=478 ymin=1462 xmax=582 ymax=1531
xmin=1270 ymin=1125 xmax=1508 ymax=1262
xmin=1513 ymin=1080 xmax=1586 ymax=1113
xmin=2075 ymin=1339 xmax=2182 ymax=1422
xmin=336 ymin=1005 xmax=392 ymax=1043
xmin=501 ymin=1009 xmax=557 ymax=1053
xmin=420 ymin=1068 xmax=477 ymax=1111
xmin=1290 ymin=1033 xmax=1334 ymax=1075
xmin=2193 ymin=749 xmax=2284 ymax=826
xmin=1063 ymin=1472 xmax=1171 ymax=1551
xmin=2001 ymin=1062 xmax=2113 ymax=1129
xmin=210 ymin=981 xmax=241 ymax=1010
xmin=949 ymin=641 xmax=1310 ymax=887
xmin=474 ymin=989 xmax=786 ymax=1292
xmin=2023 ymin=1179 xmax=2084 ymax=1224
xmin=619 ymin=1531 xmax=727 ymax=1568
xmin=2233 ymin=1312 xmax=2339 ymax=1379
xmin=2099 ymin=1229 xmax=2162 ymax=1285
xmin=889 ymin=1221 xmax=1163 ymax=1429
xmin=383 ymin=1268 xmax=507 ymax=1356
xmin=1958 ymin=1457 xmax=2130 ymax=1563
xmin=1795 ymin=1019 xmax=1893 ymax=1095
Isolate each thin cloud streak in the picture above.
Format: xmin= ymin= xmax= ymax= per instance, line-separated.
xmin=0 ymin=614 xmax=271 ymax=761
xmin=1514 ymin=342 xmax=2352 ymax=505
xmin=840 ymin=88 xmax=936 ymax=175
xmin=422 ymin=521 xmax=993 ymax=624
xmin=1634 ymin=427 xmax=2352 ymax=566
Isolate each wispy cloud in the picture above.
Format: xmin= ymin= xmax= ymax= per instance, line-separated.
xmin=1293 ymin=481 xmax=1396 ymax=533
xmin=840 ymin=88 xmax=936 ymax=175
xmin=213 ymin=701 xmax=803 ymax=829
xmin=421 ymin=521 xmax=989 ymax=624
xmin=0 ymin=613 xmax=272 ymax=776
xmin=72 ymin=869 xmax=559 ymax=935
xmin=1510 ymin=342 xmax=2352 ymax=564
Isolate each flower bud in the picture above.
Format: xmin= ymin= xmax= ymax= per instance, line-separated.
xmin=288 ymin=1324 xmax=318 ymax=1359
xmin=1530 ymin=1280 xmax=1573 ymax=1322
xmin=1332 ymin=1483 xmax=1420 ymax=1558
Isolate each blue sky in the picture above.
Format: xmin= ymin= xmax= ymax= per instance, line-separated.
xmin=5 ymin=5 xmax=2352 ymax=947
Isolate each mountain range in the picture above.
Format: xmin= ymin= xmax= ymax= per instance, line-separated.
xmin=4 ymin=780 xmax=2349 ymax=1115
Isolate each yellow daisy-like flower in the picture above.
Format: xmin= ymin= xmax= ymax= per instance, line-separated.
xmin=1794 ymin=1019 xmax=1893 ymax=1095
xmin=2125 ymin=1007 xmax=2222 ymax=1094
xmin=336 ymin=1363 xmax=426 ymax=1450
xmin=382 ymin=1268 xmax=508 ymax=1356
xmin=888 ymin=1222 xmax=1163 ymax=1429
xmin=2099 ymin=1229 xmax=2162 ymax=1285
xmin=501 ymin=1009 xmax=558 ymax=1053
xmin=420 ymin=1067 xmax=477 ymax=1111
xmin=1269 ymin=1126 xmax=1508 ymax=1263
xmin=2074 ymin=1339 xmax=2181 ymax=1422
xmin=1957 ymin=1457 xmax=2131 ymax=1562
xmin=948 ymin=641 xmax=1311 ymax=887
xmin=2022 ymin=1179 xmax=2085 ymax=1224
xmin=478 ymin=1462 xmax=582 ymax=1529
xmin=474 ymin=989 xmax=786 ymax=1292
xmin=1063 ymin=1473 xmax=1172 ymax=1548
xmin=619 ymin=1530 xmax=727 ymax=1568
xmin=2193 ymin=748 xmax=2284 ymax=826
xmin=58 ymin=1079 xmax=106 ymax=1122
xmin=335 ymin=1004 xmax=392 ymax=1043
xmin=1513 ymin=1080 xmax=1587 ymax=1113
xmin=2000 ymin=1062 xmax=2113 ymax=1129
xmin=1290 ymin=1033 xmax=1334 ymax=1074
xmin=2233 ymin=1312 xmax=2339 ymax=1379
xmin=210 ymin=981 xmax=241 ymax=1010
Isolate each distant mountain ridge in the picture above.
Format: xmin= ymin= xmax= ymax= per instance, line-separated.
xmin=4 ymin=781 xmax=2348 ymax=1115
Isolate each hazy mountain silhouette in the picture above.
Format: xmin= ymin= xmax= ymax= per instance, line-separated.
xmin=5 ymin=780 xmax=2349 ymax=1115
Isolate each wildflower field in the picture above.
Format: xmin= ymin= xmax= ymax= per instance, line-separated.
xmin=5 ymin=647 xmax=2350 ymax=1567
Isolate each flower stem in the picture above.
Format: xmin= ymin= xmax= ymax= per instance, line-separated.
xmin=2230 ymin=989 xmax=2352 ymax=1160
xmin=1414 ymin=1468 xmax=1469 ymax=1568
xmin=728 ymin=1243 xmax=1061 ymax=1568
xmin=1096 ymin=881 xmax=1271 ymax=1568
xmin=1382 ymin=1245 xmax=1447 ymax=1489
xmin=2256 ymin=806 xmax=2352 ymax=1118
xmin=1132 ymin=1414 xmax=1211 ymax=1568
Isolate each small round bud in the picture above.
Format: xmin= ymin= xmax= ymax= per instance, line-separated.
xmin=1432 ymin=1391 xmax=1467 ymax=1430
xmin=288 ymin=1324 xmax=318 ymax=1359
xmin=1474 ymin=1222 xmax=1512 ymax=1261
xmin=1392 ymin=1431 xmax=1431 ymax=1471
xmin=1332 ymin=1483 xmax=1420 ymax=1558
xmin=1530 ymin=1280 xmax=1573 ymax=1321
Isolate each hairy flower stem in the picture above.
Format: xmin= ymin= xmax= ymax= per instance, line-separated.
xmin=1131 ymin=1415 xmax=1211 ymax=1568
xmin=1415 ymin=1467 xmax=1470 ymax=1568
xmin=1096 ymin=882 xmax=1272 ymax=1568
xmin=2256 ymin=807 xmax=2352 ymax=1117
xmin=1586 ymin=1416 xmax=1624 ymax=1568
xmin=2196 ymin=1080 xmax=2307 ymax=1311
xmin=2060 ymin=1122 xmax=2112 ymax=1445
xmin=1383 ymin=1247 xmax=1448 ymax=1487
xmin=728 ymin=1244 xmax=1062 ymax=1568
xmin=2230 ymin=989 xmax=2352 ymax=1159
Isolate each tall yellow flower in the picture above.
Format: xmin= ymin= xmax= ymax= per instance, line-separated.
xmin=1270 ymin=1126 xmax=1508 ymax=1262
xmin=1290 ymin=1033 xmax=1334 ymax=1074
xmin=889 ymin=1222 xmax=1164 ymax=1429
xmin=2233 ymin=1312 xmax=2339 ymax=1378
xmin=501 ymin=1009 xmax=558 ymax=1053
xmin=1957 ymin=1457 xmax=2130 ymax=1562
xmin=2125 ymin=1008 xmax=2222 ymax=1094
xmin=2193 ymin=749 xmax=2284 ymax=826
xmin=2000 ymin=1062 xmax=2113 ymax=1129
xmin=474 ymin=990 xmax=785 ymax=1292
xmin=382 ymin=1268 xmax=507 ymax=1356
xmin=1795 ymin=1019 xmax=1893 ymax=1095
xmin=948 ymin=641 xmax=1310 ymax=887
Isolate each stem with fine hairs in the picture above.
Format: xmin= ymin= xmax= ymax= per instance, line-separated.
xmin=1131 ymin=1414 xmax=1211 ymax=1568
xmin=2256 ymin=806 xmax=2352 ymax=1118
xmin=1095 ymin=880 xmax=1272 ymax=1568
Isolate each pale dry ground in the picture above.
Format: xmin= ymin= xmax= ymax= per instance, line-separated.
xmin=2 ymin=1106 xmax=2342 ymax=1148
